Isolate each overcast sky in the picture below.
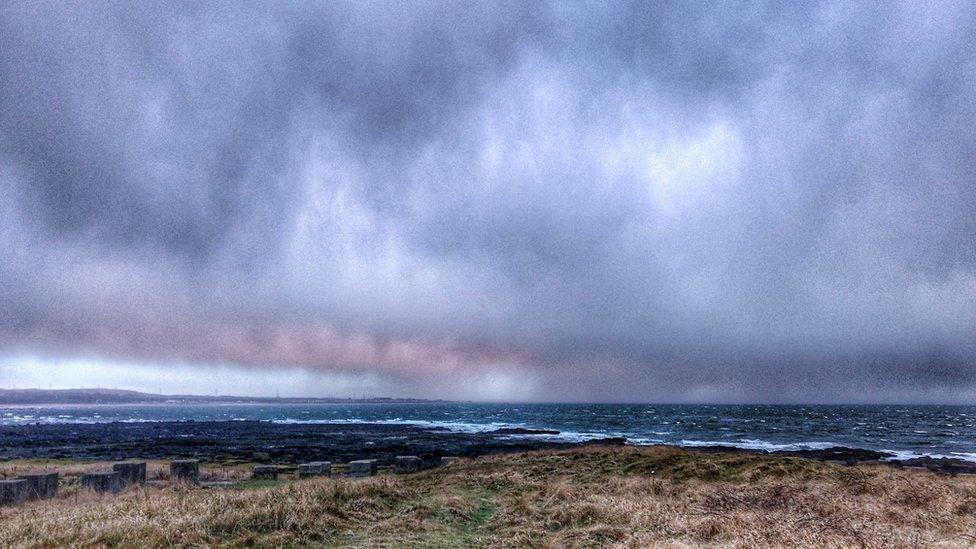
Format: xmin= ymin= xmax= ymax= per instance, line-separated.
xmin=1 ymin=1 xmax=975 ymax=403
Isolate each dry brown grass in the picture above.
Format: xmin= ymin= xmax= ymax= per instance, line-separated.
xmin=1 ymin=446 xmax=975 ymax=547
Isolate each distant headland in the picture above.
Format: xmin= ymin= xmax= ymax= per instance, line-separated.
xmin=0 ymin=388 xmax=447 ymax=406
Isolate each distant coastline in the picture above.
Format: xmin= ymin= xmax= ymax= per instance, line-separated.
xmin=0 ymin=388 xmax=447 ymax=406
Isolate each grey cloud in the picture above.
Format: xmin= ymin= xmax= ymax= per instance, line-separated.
xmin=1 ymin=1 xmax=975 ymax=402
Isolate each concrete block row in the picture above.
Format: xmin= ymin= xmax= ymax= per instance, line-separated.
xmin=250 ymin=456 xmax=441 ymax=480
xmin=1 ymin=458 xmax=201 ymax=506
xmin=2 ymin=455 xmax=458 ymax=505
xmin=83 ymin=460 xmax=157 ymax=494
xmin=0 ymin=472 xmax=60 ymax=505
xmin=249 ymin=455 xmax=456 ymax=480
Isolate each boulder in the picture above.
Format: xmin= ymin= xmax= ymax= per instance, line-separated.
xmin=112 ymin=461 xmax=147 ymax=485
xmin=491 ymin=427 xmax=561 ymax=435
xmin=170 ymin=459 xmax=200 ymax=483
xmin=944 ymin=464 xmax=970 ymax=477
xmin=17 ymin=472 xmax=58 ymax=500
xmin=581 ymin=437 xmax=628 ymax=446
xmin=81 ymin=471 xmax=123 ymax=493
xmin=394 ymin=456 xmax=423 ymax=474
xmin=0 ymin=479 xmax=28 ymax=506
xmin=347 ymin=459 xmax=377 ymax=477
xmin=895 ymin=456 xmax=976 ymax=476
xmin=298 ymin=461 xmax=331 ymax=478
xmin=252 ymin=465 xmax=278 ymax=480
xmin=439 ymin=456 xmax=458 ymax=467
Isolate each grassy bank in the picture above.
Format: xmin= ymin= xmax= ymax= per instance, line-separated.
xmin=1 ymin=446 xmax=975 ymax=547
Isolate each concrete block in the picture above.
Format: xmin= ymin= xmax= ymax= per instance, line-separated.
xmin=347 ymin=459 xmax=377 ymax=477
xmin=395 ymin=456 xmax=423 ymax=474
xmin=252 ymin=465 xmax=278 ymax=480
xmin=81 ymin=471 xmax=123 ymax=494
xmin=17 ymin=472 xmax=58 ymax=500
xmin=298 ymin=461 xmax=331 ymax=478
xmin=170 ymin=459 xmax=200 ymax=483
xmin=439 ymin=456 xmax=458 ymax=467
xmin=112 ymin=461 xmax=147 ymax=485
xmin=0 ymin=479 xmax=28 ymax=506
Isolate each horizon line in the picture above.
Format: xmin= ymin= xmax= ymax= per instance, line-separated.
xmin=0 ymin=387 xmax=973 ymax=407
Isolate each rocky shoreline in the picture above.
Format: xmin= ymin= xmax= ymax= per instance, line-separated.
xmin=1 ymin=420 xmax=973 ymax=475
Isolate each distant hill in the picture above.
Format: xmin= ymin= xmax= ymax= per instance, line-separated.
xmin=0 ymin=388 xmax=444 ymax=405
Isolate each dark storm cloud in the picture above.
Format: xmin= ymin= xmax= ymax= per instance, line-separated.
xmin=1 ymin=1 xmax=975 ymax=402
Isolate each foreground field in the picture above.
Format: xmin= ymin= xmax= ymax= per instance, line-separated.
xmin=1 ymin=446 xmax=975 ymax=547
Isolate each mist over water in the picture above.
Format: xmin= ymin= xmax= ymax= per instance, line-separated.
xmin=3 ymin=402 xmax=975 ymax=462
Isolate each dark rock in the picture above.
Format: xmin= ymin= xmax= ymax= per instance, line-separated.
xmin=491 ymin=428 xmax=560 ymax=435
xmin=582 ymin=437 xmax=628 ymax=446
xmin=944 ymin=463 xmax=972 ymax=477
xmin=690 ymin=445 xmax=753 ymax=454
xmin=0 ymin=421 xmax=577 ymax=463
xmin=0 ymin=419 xmax=933 ymax=476
xmin=895 ymin=456 xmax=976 ymax=476
xmin=776 ymin=446 xmax=893 ymax=463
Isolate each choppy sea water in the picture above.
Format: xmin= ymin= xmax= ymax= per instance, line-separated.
xmin=2 ymin=402 xmax=974 ymax=462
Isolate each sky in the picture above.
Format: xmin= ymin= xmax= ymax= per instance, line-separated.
xmin=1 ymin=1 xmax=975 ymax=403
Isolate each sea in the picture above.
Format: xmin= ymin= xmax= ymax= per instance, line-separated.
xmin=2 ymin=402 xmax=974 ymax=463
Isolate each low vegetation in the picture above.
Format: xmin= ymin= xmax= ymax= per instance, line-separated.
xmin=2 ymin=446 xmax=975 ymax=547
